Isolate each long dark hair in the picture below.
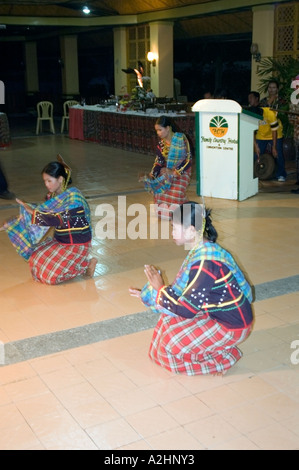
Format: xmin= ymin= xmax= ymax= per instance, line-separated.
xmin=172 ymin=201 xmax=218 ymax=242
xmin=42 ymin=162 xmax=72 ymax=186
xmin=155 ymin=115 xmax=177 ymax=132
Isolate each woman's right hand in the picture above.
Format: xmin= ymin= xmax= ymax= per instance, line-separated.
xmin=16 ymin=198 xmax=34 ymax=215
xmin=144 ymin=265 xmax=164 ymax=291
xmin=272 ymin=146 xmax=278 ymax=158
xmin=254 ymin=142 xmax=260 ymax=159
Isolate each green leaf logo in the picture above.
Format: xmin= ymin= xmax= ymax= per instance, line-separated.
xmin=209 ymin=115 xmax=228 ymax=137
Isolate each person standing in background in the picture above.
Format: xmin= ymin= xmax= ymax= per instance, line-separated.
xmin=254 ymin=106 xmax=287 ymax=182
xmin=259 ymin=79 xmax=286 ymax=109
xmin=248 ymin=91 xmax=262 ymax=116
xmin=203 ymin=91 xmax=213 ymax=99
xmin=0 ymin=163 xmax=15 ymax=199
xmin=256 ymin=79 xmax=287 ymax=182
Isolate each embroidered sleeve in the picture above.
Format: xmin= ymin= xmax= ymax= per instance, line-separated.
xmin=156 ymin=260 xmax=217 ymax=318
xmin=175 ymin=153 xmax=192 ymax=175
xmin=174 ymin=137 xmax=192 ymax=175
xmin=150 ymin=143 xmax=166 ymax=178
xmin=32 ymin=209 xmax=69 ymax=227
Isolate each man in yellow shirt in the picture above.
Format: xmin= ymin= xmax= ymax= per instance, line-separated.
xmin=254 ymin=107 xmax=287 ymax=182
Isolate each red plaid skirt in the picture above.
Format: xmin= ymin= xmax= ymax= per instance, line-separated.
xmin=149 ymin=312 xmax=252 ymax=375
xmin=29 ymin=239 xmax=90 ymax=285
xmin=154 ymin=172 xmax=191 ymax=220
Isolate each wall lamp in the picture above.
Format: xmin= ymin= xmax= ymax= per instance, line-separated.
xmin=147 ymin=51 xmax=158 ymax=67
xmin=82 ymin=5 xmax=91 ymax=14
xmin=250 ymin=43 xmax=261 ymax=62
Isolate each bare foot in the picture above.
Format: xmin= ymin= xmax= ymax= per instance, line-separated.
xmin=212 ymin=370 xmax=228 ymax=377
xmin=0 ymin=221 xmax=8 ymax=232
xmin=85 ymin=257 xmax=97 ymax=278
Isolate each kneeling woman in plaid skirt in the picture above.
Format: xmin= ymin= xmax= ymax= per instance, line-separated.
xmin=1 ymin=157 xmax=97 ymax=285
xmin=139 ymin=115 xmax=192 ymax=220
xmin=129 ymin=202 xmax=253 ymax=376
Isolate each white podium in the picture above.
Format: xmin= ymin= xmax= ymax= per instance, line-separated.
xmin=192 ymin=99 xmax=260 ymax=201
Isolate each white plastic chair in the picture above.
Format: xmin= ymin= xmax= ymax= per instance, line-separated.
xmin=61 ymin=100 xmax=79 ymax=133
xmin=36 ymin=101 xmax=55 ymax=135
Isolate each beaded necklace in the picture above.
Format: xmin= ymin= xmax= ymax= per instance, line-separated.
xmin=161 ymin=131 xmax=173 ymax=160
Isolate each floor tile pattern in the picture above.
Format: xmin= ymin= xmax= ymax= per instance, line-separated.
xmin=0 ymin=124 xmax=298 ymax=450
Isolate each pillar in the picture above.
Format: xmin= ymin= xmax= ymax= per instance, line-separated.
xmin=24 ymin=41 xmax=39 ymax=111
xmin=251 ymin=5 xmax=275 ymax=93
xmin=60 ymin=35 xmax=80 ymax=97
xmin=113 ymin=27 xmax=129 ymax=96
xmin=149 ymin=22 xmax=174 ymax=98
xmin=24 ymin=41 xmax=39 ymax=93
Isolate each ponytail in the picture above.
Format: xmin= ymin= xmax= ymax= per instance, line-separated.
xmin=204 ymin=208 xmax=218 ymax=242
xmin=172 ymin=202 xmax=218 ymax=243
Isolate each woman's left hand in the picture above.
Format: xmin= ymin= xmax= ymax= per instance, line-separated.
xmin=160 ymin=168 xmax=173 ymax=176
xmin=129 ymin=288 xmax=141 ymax=298
xmin=16 ymin=198 xmax=34 ymax=215
xmin=138 ymin=172 xmax=147 ymax=182
xmin=144 ymin=265 xmax=164 ymax=291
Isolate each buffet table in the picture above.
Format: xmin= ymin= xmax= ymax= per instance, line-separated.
xmin=69 ymin=106 xmax=195 ymax=155
xmin=0 ymin=113 xmax=11 ymax=148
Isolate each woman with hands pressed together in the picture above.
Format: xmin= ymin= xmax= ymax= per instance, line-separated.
xmin=0 ymin=155 xmax=97 ymax=285
xmin=129 ymin=201 xmax=254 ymax=376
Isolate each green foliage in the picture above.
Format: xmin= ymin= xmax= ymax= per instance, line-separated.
xmin=257 ymin=56 xmax=299 ymax=102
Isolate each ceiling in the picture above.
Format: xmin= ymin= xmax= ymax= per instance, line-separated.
xmin=0 ymin=0 xmax=254 ymax=43
xmin=0 ymin=1 xmax=239 ymax=18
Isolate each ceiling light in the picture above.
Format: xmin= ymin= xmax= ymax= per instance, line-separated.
xmin=82 ymin=5 xmax=90 ymax=14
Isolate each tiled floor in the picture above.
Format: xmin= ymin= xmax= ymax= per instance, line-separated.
xmin=0 ymin=122 xmax=298 ymax=450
